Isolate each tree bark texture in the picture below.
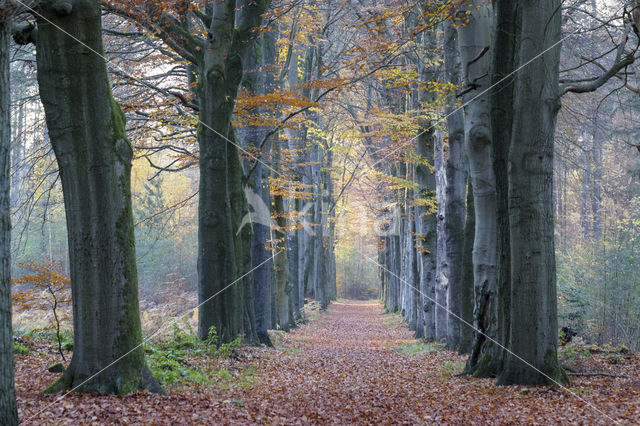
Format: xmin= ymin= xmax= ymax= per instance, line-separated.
xmin=0 ymin=18 xmax=18 ymax=424
xmin=197 ymin=0 xmax=268 ymax=343
xmin=456 ymin=1 xmax=499 ymax=377
xmin=498 ymin=0 xmax=568 ymax=386
xmin=34 ymin=0 xmax=161 ymax=394
xmin=443 ymin=20 xmax=468 ymax=351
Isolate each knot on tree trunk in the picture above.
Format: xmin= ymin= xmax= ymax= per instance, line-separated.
xmin=12 ymin=22 xmax=36 ymax=45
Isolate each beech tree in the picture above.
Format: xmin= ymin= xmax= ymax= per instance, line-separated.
xmin=15 ymin=0 xmax=162 ymax=394
xmin=442 ymin=18 xmax=470 ymax=353
xmin=0 ymin=1 xmax=20 ymax=422
xmin=456 ymin=1 xmax=500 ymax=377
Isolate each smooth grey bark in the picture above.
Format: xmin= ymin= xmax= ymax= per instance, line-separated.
xmin=498 ymin=0 xmax=568 ymax=386
xmin=580 ymin=135 xmax=592 ymax=239
xmin=0 ymin=19 xmax=17 ymax=425
xmin=272 ymin=135 xmax=292 ymax=330
xmin=460 ymin=178 xmax=475 ymax=354
xmin=10 ymin=77 xmax=24 ymax=208
xmin=486 ymin=0 xmax=518 ymax=377
xmin=229 ymin=128 xmax=258 ymax=343
xmin=32 ymin=0 xmax=160 ymax=394
xmin=325 ymin=149 xmax=337 ymax=303
xmin=403 ymin=191 xmax=416 ymax=330
xmin=197 ymin=0 xmax=268 ymax=343
xmin=435 ymin=132 xmax=448 ymax=341
xmin=415 ymin=124 xmax=437 ymax=340
xmin=239 ymin=37 xmax=273 ymax=346
xmin=412 ymin=24 xmax=439 ymax=339
xmin=443 ymin=21 xmax=468 ymax=351
xmin=457 ymin=2 xmax=499 ymax=376
xmin=591 ymin=118 xmax=603 ymax=240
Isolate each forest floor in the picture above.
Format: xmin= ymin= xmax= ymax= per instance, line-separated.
xmin=14 ymin=300 xmax=640 ymax=424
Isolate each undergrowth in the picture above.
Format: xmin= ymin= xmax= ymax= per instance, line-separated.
xmin=145 ymin=322 xmax=243 ymax=388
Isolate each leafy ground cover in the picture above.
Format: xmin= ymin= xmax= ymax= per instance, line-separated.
xmin=15 ymin=300 xmax=640 ymax=424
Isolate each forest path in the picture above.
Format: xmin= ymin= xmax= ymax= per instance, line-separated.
xmin=243 ymin=299 xmax=452 ymax=423
xmin=239 ymin=300 xmax=636 ymax=424
xmin=19 ymin=299 xmax=639 ymax=424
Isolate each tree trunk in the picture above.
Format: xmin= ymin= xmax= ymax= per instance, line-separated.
xmin=228 ymin=129 xmax=257 ymax=343
xmin=197 ymin=0 xmax=268 ymax=343
xmin=591 ymin=118 xmax=603 ymax=240
xmin=415 ymin=124 xmax=437 ymax=340
xmin=457 ymin=2 xmax=499 ymax=377
xmin=488 ymin=0 xmax=518 ymax=378
xmin=435 ymin=132 xmax=448 ymax=341
xmin=272 ymin=136 xmax=292 ymax=330
xmin=460 ymin=178 xmax=475 ymax=354
xmin=498 ymin=0 xmax=568 ymax=386
xmin=403 ymin=196 xmax=416 ymax=330
xmin=0 ymin=19 xmax=18 ymax=424
xmin=34 ymin=0 xmax=160 ymax=394
xmin=443 ymin=20 xmax=468 ymax=351
xmin=239 ymin=36 xmax=274 ymax=345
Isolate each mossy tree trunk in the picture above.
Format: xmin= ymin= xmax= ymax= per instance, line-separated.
xmin=0 ymin=18 xmax=18 ymax=424
xmin=460 ymin=178 xmax=475 ymax=354
xmin=33 ymin=0 xmax=161 ymax=394
xmin=415 ymin=124 xmax=437 ymax=340
xmin=272 ymin=135 xmax=292 ymax=330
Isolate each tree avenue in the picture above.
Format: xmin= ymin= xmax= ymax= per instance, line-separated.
xmin=2 ymin=0 xmax=640 ymax=422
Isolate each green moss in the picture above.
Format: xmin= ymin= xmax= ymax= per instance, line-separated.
xmin=440 ymin=360 xmax=465 ymax=379
xmin=109 ymin=94 xmax=128 ymax=145
xmin=13 ymin=343 xmax=29 ymax=355
xmin=471 ymin=352 xmax=499 ymax=378
xmin=42 ymin=376 xmax=69 ymax=394
xmin=544 ymin=349 xmax=569 ymax=386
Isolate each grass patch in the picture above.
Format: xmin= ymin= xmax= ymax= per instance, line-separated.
xmin=382 ymin=313 xmax=404 ymax=329
xmin=559 ymin=345 xmax=592 ymax=363
xmin=269 ymin=330 xmax=303 ymax=354
xmin=213 ymin=366 xmax=257 ymax=391
xmin=439 ymin=360 xmax=465 ymax=379
xmin=395 ymin=342 xmax=440 ymax=356
xmin=15 ymin=328 xmax=74 ymax=352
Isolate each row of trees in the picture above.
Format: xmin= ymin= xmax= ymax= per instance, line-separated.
xmin=1 ymin=0 xmax=343 ymax=422
xmin=2 ymin=0 xmax=640 ymax=423
xmin=378 ymin=0 xmax=640 ymax=386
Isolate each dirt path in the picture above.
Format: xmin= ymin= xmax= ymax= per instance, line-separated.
xmin=18 ymin=300 xmax=640 ymax=424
